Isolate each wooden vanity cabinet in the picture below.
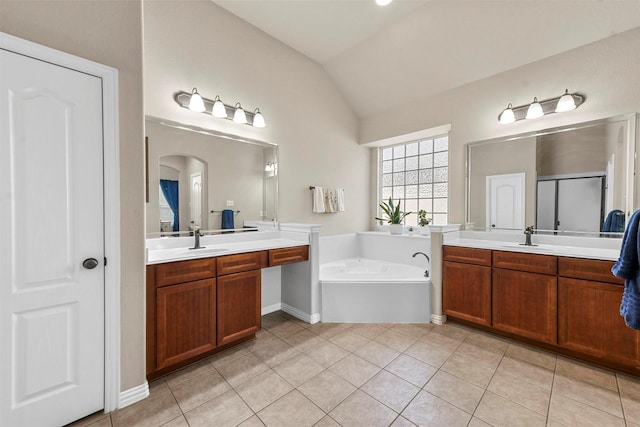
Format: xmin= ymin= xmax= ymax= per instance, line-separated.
xmin=443 ymin=246 xmax=492 ymax=326
xmin=558 ymin=257 xmax=639 ymax=367
xmin=492 ymin=251 xmax=557 ymax=344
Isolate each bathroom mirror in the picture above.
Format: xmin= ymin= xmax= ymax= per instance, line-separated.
xmin=466 ymin=114 xmax=637 ymax=237
xmin=145 ymin=116 xmax=277 ymax=236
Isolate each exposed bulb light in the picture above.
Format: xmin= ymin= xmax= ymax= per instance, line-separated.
xmin=555 ymin=89 xmax=577 ymax=113
xmin=211 ymin=95 xmax=227 ymax=117
xmin=233 ymin=102 xmax=247 ymax=124
xmin=526 ymin=97 xmax=544 ymax=120
xmin=188 ymin=87 xmax=206 ymax=112
xmin=498 ymin=103 xmax=516 ymax=124
xmin=252 ymin=108 xmax=266 ymax=128
xmin=376 ymin=0 xmax=393 ymax=5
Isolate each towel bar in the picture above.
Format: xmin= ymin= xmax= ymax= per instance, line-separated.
xmin=210 ymin=210 xmax=240 ymax=215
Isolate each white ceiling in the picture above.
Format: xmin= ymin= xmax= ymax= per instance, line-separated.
xmin=213 ymin=0 xmax=640 ymax=118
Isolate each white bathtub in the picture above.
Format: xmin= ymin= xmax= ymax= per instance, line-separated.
xmin=320 ymin=258 xmax=431 ymax=323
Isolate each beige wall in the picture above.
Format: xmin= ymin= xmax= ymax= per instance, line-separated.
xmin=0 ymin=1 xmax=146 ymax=391
xmin=143 ymin=1 xmax=371 ymax=236
xmin=361 ymin=27 xmax=640 ymax=226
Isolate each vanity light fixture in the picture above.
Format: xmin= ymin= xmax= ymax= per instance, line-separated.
xmin=174 ymin=90 xmax=266 ymax=127
xmin=187 ymin=88 xmax=206 ymax=112
xmin=498 ymin=90 xmax=584 ymax=124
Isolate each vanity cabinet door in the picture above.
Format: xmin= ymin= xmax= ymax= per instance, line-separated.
xmin=443 ymin=261 xmax=491 ymax=326
xmin=492 ymin=269 xmax=557 ymax=344
xmin=156 ymin=278 xmax=217 ymax=370
xmin=217 ymin=270 xmax=261 ymax=346
xmin=558 ymin=277 xmax=640 ymax=367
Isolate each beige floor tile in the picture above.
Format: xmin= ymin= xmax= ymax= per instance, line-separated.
xmin=553 ymin=373 xmax=623 ymax=417
xmin=268 ymin=320 xmax=306 ymax=338
xmin=618 ymin=374 xmax=640 ymax=398
xmin=303 ymin=339 xmax=349 ymax=368
xmin=237 ymin=415 xmax=266 ymax=427
xmin=283 ymin=329 xmax=327 ymax=353
xmin=548 ymin=392 xmax=625 ymax=427
xmin=430 ymin=322 xmax=472 ymax=341
xmin=404 ymin=340 xmax=453 ymax=368
xmin=329 ymin=353 xmax=380 ymax=387
xmin=216 ymin=352 xmax=270 ymax=387
xmin=354 ymin=340 xmax=400 ymax=368
xmin=401 ymin=390 xmax=471 ymax=427
xmin=555 ymin=357 xmax=618 ymax=391
xmin=313 ymin=415 xmax=340 ymax=427
xmin=419 ymin=330 xmax=465 ymax=351
xmin=497 ymin=356 xmax=554 ymax=390
xmin=505 ymin=342 xmax=556 ymax=371
xmin=161 ymin=415 xmax=189 ymax=427
xmin=467 ymin=417 xmax=492 ymax=427
xmin=328 ymin=330 xmax=371 ymax=352
xmin=209 ymin=344 xmax=251 ymax=369
xmin=373 ymin=330 xmax=417 ymax=352
xmin=170 ymin=369 xmax=231 ymax=412
xmin=164 ymin=359 xmax=215 ymax=388
xmin=440 ymin=353 xmax=496 ymax=388
xmin=298 ymin=370 xmax=356 ymax=412
xmin=149 ymin=378 xmax=169 ymax=396
xmin=184 ymin=389 xmax=254 ymax=427
xmin=474 ymin=391 xmax=546 ymax=427
xmin=487 ymin=370 xmax=550 ymax=415
xmin=385 ymin=354 xmax=437 ymax=387
xmin=389 ymin=415 xmax=416 ymax=426
xmin=388 ymin=323 xmax=431 ymax=340
xmin=261 ymin=312 xmax=289 ymax=330
xmin=545 ymin=420 xmax=569 ymax=427
xmin=272 ymin=352 xmax=324 ymax=387
xmin=257 ymin=390 xmax=325 ymax=427
xmin=244 ymin=330 xmax=283 ymax=354
xmin=111 ymin=388 xmax=181 ymax=427
xmin=251 ymin=338 xmax=299 ymax=367
xmin=66 ymin=411 xmax=111 ymax=427
xmin=307 ymin=322 xmax=352 ymax=339
xmin=454 ymin=341 xmax=504 ymax=369
xmin=361 ymin=370 xmax=420 ymax=413
xmin=329 ymin=390 xmax=398 ymax=427
xmin=622 ymin=395 xmax=640 ymax=425
xmin=349 ymin=323 xmax=391 ymax=340
xmin=235 ymin=370 xmax=293 ymax=412
xmin=424 ymin=370 xmax=484 ymax=414
xmin=465 ymin=330 xmax=510 ymax=352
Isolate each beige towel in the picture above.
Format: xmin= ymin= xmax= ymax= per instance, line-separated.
xmin=324 ymin=188 xmax=338 ymax=213
xmin=312 ymin=187 xmax=325 ymax=213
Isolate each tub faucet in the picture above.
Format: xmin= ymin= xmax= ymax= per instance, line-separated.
xmin=412 ymin=252 xmax=430 ymax=278
xmin=522 ymin=226 xmax=536 ymax=246
xmin=190 ymin=229 xmax=206 ymax=250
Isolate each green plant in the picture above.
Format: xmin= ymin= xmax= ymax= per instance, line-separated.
xmin=418 ymin=209 xmax=431 ymax=227
xmin=376 ymin=198 xmax=411 ymax=224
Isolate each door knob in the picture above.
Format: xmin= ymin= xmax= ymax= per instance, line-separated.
xmin=82 ymin=258 xmax=99 ymax=270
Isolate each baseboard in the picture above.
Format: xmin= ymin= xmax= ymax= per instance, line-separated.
xmin=281 ymin=303 xmax=320 ymax=324
xmin=261 ymin=303 xmax=282 ymax=315
xmin=431 ymin=313 xmax=447 ymax=325
xmin=119 ymin=381 xmax=149 ymax=409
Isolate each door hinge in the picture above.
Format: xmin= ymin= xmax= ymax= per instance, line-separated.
xmin=104 ymin=257 xmax=108 ymax=267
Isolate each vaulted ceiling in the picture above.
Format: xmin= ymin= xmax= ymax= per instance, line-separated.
xmin=214 ymin=0 xmax=640 ymax=118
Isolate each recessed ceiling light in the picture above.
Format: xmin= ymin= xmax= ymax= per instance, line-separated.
xmin=376 ymin=0 xmax=392 ymax=6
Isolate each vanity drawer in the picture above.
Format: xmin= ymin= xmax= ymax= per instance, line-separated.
xmin=443 ymin=246 xmax=491 ymax=266
xmin=558 ymin=257 xmax=623 ymax=285
xmin=217 ymin=251 xmax=268 ymax=276
xmin=269 ymin=245 xmax=309 ymax=266
xmin=493 ymin=250 xmax=557 ymax=275
xmin=154 ymin=258 xmax=217 ymax=287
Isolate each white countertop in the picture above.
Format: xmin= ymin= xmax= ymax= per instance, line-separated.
xmin=146 ymin=231 xmax=310 ymax=264
xmin=444 ymin=231 xmax=622 ymax=261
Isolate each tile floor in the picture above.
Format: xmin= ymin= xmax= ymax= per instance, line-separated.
xmin=71 ymin=311 xmax=640 ymax=427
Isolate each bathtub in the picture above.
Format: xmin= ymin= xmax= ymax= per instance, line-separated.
xmin=320 ymin=258 xmax=431 ymax=323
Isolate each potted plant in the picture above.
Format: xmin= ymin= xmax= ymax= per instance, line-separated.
xmin=417 ymin=209 xmax=431 ymax=235
xmin=376 ymin=197 xmax=411 ymax=235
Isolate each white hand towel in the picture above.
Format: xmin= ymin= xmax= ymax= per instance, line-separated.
xmin=337 ymin=188 xmax=345 ymax=212
xmin=313 ymin=187 xmax=325 ymax=213
xmin=324 ymin=188 xmax=338 ymax=213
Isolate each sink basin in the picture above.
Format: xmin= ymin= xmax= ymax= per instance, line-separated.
xmin=501 ymin=243 xmax=552 ymax=252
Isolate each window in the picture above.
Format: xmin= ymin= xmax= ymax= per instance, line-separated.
xmin=380 ymin=135 xmax=449 ymax=226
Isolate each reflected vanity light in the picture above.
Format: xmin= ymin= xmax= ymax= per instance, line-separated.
xmin=174 ymin=89 xmax=266 ymax=128
xmin=498 ymin=90 xmax=584 ymax=124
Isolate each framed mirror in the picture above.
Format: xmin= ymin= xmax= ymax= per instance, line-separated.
xmin=466 ymin=114 xmax=637 ymax=237
xmin=145 ymin=116 xmax=278 ymax=237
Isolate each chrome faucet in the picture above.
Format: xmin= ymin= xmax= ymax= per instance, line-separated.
xmin=522 ymin=225 xmax=536 ymax=246
xmin=412 ymin=252 xmax=430 ymax=278
xmin=190 ymin=229 xmax=205 ymax=250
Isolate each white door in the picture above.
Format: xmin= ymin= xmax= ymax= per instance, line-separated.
xmin=0 ymin=49 xmax=105 ymax=426
xmin=486 ymin=173 xmax=525 ymax=231
xmin=190 ymin=172 xmax=202 ymax=228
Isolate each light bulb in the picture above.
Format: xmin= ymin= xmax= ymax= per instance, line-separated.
xmin=211 ymin=95 xmax=227 ymax=117
xmin=498 ymin=103 xmax=515 ymax=124
xmin=555 ymin=89 xmax=576 ymax=113
xmin=233 ymin=103 xmax=247 ymax=124
xmin=188 ymin=88 xmax=206 ymax=112
xmin=376 ymin=0 xmax=392 ymax=5
xmin=526 ymin=97 xmax=544 ymax=120
xmin=252 ymin=108 xmax=266 ymax=128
